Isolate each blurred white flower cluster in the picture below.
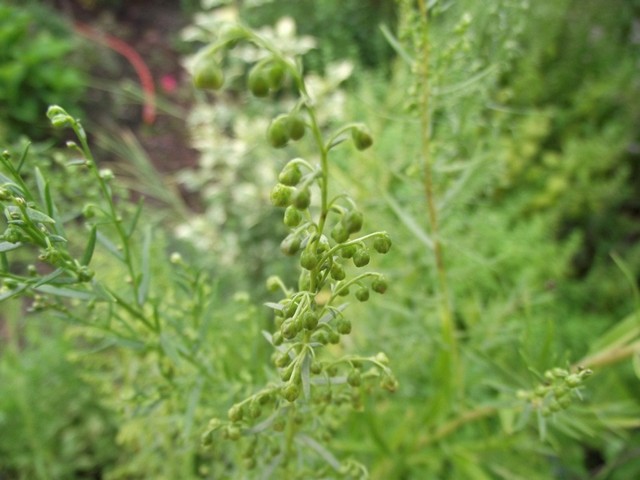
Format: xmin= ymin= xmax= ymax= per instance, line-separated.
xmin=177 ymin=8 xmax=353 ymax=265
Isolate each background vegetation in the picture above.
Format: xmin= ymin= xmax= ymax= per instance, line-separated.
xmin=1 ymin=0 xmax=639 ymax=478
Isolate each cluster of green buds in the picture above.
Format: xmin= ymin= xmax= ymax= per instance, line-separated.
xmin=1 ymin=148 xmax=95 ymax=290
xmin=517 ymin=366 xmax=593 ymax=417
xmin=192 ymin=22 xmax=395 ymax=474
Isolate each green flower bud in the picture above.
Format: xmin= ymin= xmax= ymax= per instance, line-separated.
xmin=355 ymin=287 xmax=370 ymax=302
xmin=280 ymin=234 xmax=301 ymax=255
xmin=337 ymin=285 xmax=350 ymax=296
xmin=266 ymin=275 xmax=280 ymax=292
xmin=373 ymin=232 xmax=392 ymax=254
xmin=283 ymin=205 xmax=302 ymax=227
xmin=278 ymin=164 xmax=302 ymax=186
xmin=228 ymin=404 xmax=244 ymax=422
xmin=381 ymin=375 xmax=398 ymax=392
xmin=267 ymin=115 xmax=290 ymax=148
xmin=270 ymin=183 xmax=294 ymax=207
xmin=293 ymin=187 xmax=311 ymax=210
xmin=340 ymin=244 xmax=357 ymax=258
xmin=201 ymin=430 xmax=213 ymax=447
xmin=342 ymin=210 xmax=363 ymax=234
xmin=371 ymin=276 xmax=388 ymax=294
xmin=272 ymin=331 xmax=284 ymax=346
xmin=328 ymin=330 xmax=340 ymax=344
xmin=227 ymin=425 xmax=241 ymax=441
xmin=282 ymin=383 xmax=300 ymax=402
xmin=565 ymin=374 xmax=581 ymax=388
xmin=310 ymin=362 xmax=322 ymax=375
xmin=347 ymin=369 xmax=361 ymax=387
xmin=281 ymin=319 xmax=298 ymax=339
xmin=275 ymin=352 xmax=291 ymax=368
xmin=351 ymin=124 xmax=373 ymax=150
xmin=272 ymin=417 xmax=285 ymax=432
xmin=330 ymin=262 xmax=346 ymax=281
xmin=352 ymin=248 xmax=370 ymax=267
xmin=287 ymin=113 xmax=306 ymax=141
xmin=336 ymin=317 xmax=351 ymax=335
xmin=268 ymin=61 xmax=286 ymax=89
xmin=312 ymin=331 xmax=329 ymax=344
xmin=300 ymin=248 xmax=318 ymax=270
xmin=331 ymin=223 xmax=349 ymax=243
xmin=303 ymin=310 xmax=319 ymax=330
xmin=248 ymin=65 xmax=270 ymax=97
xmin=193 ymin=60 xmax=224 ymax=90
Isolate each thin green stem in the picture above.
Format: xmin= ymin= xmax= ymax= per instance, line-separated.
xmin=416 ymin=0 xmax=459 ymax=399
xmin=72 ymin=120 xmax=142 ymax=307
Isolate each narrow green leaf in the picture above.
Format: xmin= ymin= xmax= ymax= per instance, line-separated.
xmin=81 ymin=226 xmax=97 ymax=266
xmin=301 ymin=352 xmax=311 ymax=400
xmin=0 ymin=284 xmax=28 ymax=302
xmin=160 ymin=332 xmax=182 ymax=365
xmin=35 ymin=284 xmax=95 ymax=300
xmin=138 ymin=226 xmax=152 ymax=305
xmin=127 ymin=199 xmax=145 ymax=238
xmin=16 ymin=142 xmax=30 ymax=173
xmin=0 ymin=242 xmax=21 ymax=253
xmin=380 ymin=23 xmax=414 ymax=65
xmin=34 ymin=167 xmax=48 ymax=211
xmin=383 ymin=192 xmax=434 ymax=250
xmin=96 ymin=231 xmax=125 ymax=262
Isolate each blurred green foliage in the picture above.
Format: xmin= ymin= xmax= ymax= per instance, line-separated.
xmin=238 ymin=0 xmax=397 ymax=72
xmin=0 ymin=3 xmax=86 ymax=140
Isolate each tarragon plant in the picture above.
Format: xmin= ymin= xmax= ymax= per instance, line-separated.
xmin=192 ymin=22 xmax=396 ymax=477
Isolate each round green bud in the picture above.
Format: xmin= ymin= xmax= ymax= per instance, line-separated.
xmin=283 ymin=206 xmax=302 ymax=227
xmin=272 ymin=331 xmax=284 ymax=346
xmin=248 ymin=66 xmax=270 ymax=97
xmin=312 ymin=331 xmax=329 ymax=344
xmin=270 ymin=183 xmax=294 ymax=207
xmin=272 ymin=417 xmax=285 ymax=432
xmin=340 ymin=244 xmax=357 ymax=259
xmin=227 ymin=425 xmax=241 ymax=441
xmin=300 ymin=248 xmax=318 ymax=270
xmin=347 ymin=369 xmax=361 ymax=387
xmin=330 ymin=262 xmax=346 ymax=281
xmin=331 ymin=223 xmax=349 ymax=243
xmin=351 ymin=125 xmax=373 ymax=150
xmin=268 ymin=61 xmax=286 ymax=89
xmin=328 ymin=330 xmax=340 ymax=344
xmin=280 ymin=234 xmax=301 ymax=256
xmin=293 ymin=188 xmax=311 ymax=210
xmin=373 ymin=232 xmax=392 ymax=254
xmin=228 ymin=404 xmax=244 ymax=422
xmin=201 ymin=430 xmax=213 ymax=447
xmin=267 ymin=115 xmax=290 ymax=148
xmin=275 ymin=352 xmax=291 ymax=368
xmin=303 ymin=310 xmax=319 ymax=330
xmin=281 ymin=319 xmax=298 ymax=339
xmin=193 ymin=60 xmax=224 ymax=90
xmin=336 ymin=317 xmax=352 ymax=335
xmin=381 ymin=375 xmax=398 ymax=392
xmin=310 ymin=362 xmax=322 ymax=375
xmin=337 ymin=285 xmax=350 ymax=296
xmin=287 ymin=113 xmax=306 ymax=141
xmin=565 ymin=374 xmax=581 ymax=388
xmin=282 ymin=383 xmax=300 ymax=402
xmin=352 ymin=248 xmax=370 ymax=267
xmin=342 ymin=210 xmax=363 ymax=234
xmin=279 ymin=164 xmax=302 ymax=186
xmin=355 ymin=287 xmax=370 ymax=302
xmin=266 ymin=275 xmax=280 ymax=292
xmin=371 ymin=276 xmax=388 ymax=294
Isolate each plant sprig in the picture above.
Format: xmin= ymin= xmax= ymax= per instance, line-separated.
xmin=193 ymin=22 xmax=396 ymax=476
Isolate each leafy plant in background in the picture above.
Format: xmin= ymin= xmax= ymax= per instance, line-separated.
xmin=0 ymin=2 xmax=86 ymax=140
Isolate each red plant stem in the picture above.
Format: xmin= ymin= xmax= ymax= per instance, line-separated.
xmin=74 ymin=21 xmax=156 ymax=124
